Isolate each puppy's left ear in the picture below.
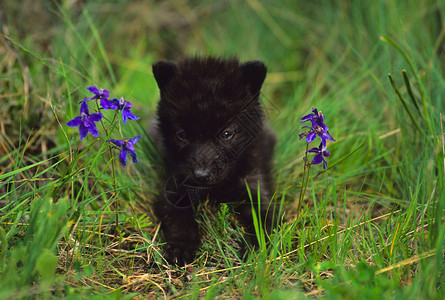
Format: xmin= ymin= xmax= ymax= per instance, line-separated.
xmin=152 ymin=61 xmax=177 ymax=92
xmin=240 ymin=61 xmax=267 ymax=98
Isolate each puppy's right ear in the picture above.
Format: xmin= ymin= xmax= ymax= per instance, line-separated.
xmin=152 ymin=61 xmax=177 ymax=91
xmin=240 ymin=60 xmax=267 ymax=99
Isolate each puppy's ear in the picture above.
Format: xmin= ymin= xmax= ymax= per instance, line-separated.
xmin=240 ymin=61 xmax=267 ymax=98
xmin=152 ymin=61 xmax=177 ymax=91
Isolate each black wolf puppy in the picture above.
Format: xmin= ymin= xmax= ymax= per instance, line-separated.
xmin=151 ymin=56 xmax=277 ymax=265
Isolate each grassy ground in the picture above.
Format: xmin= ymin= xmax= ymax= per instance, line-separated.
xmin=0 ymin=0 xmax=444 ymax=298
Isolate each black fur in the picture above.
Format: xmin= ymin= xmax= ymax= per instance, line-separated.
xmin=151 ymin=56 xmax=277 ymax=265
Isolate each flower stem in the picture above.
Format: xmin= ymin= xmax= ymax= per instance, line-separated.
xmin=297 ymin=144 xmax=311 ymax=218
xmin=95 ymin=101 xmax=118 ymax=192
xmin=94 ymin=101 xmax=118 ymax=230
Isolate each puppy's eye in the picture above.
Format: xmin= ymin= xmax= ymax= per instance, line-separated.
xmin=220 ymin=130 xmax=234 ymax=140
xmin=176 ymin=130 xmax=187 ymax=140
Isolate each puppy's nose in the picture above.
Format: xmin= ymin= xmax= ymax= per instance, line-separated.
xmin=193 ymin=168 xmax=211 ymax=181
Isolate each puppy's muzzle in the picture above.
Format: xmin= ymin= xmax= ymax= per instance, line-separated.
xmin=193 ymin=168 xmax=212 ymax=182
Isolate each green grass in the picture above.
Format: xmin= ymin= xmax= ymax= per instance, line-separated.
xmin=1 ymin=0 xmax=444 ymax=298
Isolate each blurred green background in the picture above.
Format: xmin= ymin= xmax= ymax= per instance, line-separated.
xmin=0 ymin=0 xmax=444 ymax=298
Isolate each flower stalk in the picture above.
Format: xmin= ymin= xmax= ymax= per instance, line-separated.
xmin=298 ymin=107 xmax=335 ymax=216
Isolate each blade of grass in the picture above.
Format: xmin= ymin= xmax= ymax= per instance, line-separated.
xmin=381 ymin=35 xmax=432 ymax=133
xmin=401 ymin=69 xmax=421 ymax=114
xmin=387 ymin=73 xmax=423 ymax=134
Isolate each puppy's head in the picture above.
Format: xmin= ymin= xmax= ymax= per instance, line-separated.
xmin=153 ymin=57 xmax=267 ymax=186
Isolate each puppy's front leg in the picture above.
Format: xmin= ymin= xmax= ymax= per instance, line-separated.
xmin=155 ymin=202 xmax=200 ymax=265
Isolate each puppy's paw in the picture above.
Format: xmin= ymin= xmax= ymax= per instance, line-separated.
xmin=164 ymin=242 xmax=197 ymax=266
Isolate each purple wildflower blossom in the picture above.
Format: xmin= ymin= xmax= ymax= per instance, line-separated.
xmin=300 ymin=107 xmax=335 ymax=146
xmin=302 ymin=122 xmax=335 ymax=146
xmin=86 ymin=86 xmax=114 ymax=110
xmin=66 ymin=98 xmax=103 ymax=140
xmin=107 ymin=135 xmax=142 ymax=166
xmin=300 ymin=108 xmax=324 ymax=125
xmin=109 ymin=97 xmax=140 ymax=124
xmin=306 ymin=143 xmax=330 ymax=169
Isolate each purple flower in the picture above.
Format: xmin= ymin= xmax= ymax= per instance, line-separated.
xmin=109 ymin=97 xmax=140 ymax=124
xmin=86 ymin=86 xmax=114 ymax=110
xmin=300 ymin=108 xmax=324 ymax=125
xmin=107 ymin=135 xmax=142 ymax=166
xmin=306 ymin=143 xmax=330 ymax=169
xmin=66 ymin=98 xmax=103 ymax=139
xmin=300 ymin=107 xmax=335 ymax=146
xmin=302 ymin=122 xmax=335 ymax=146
